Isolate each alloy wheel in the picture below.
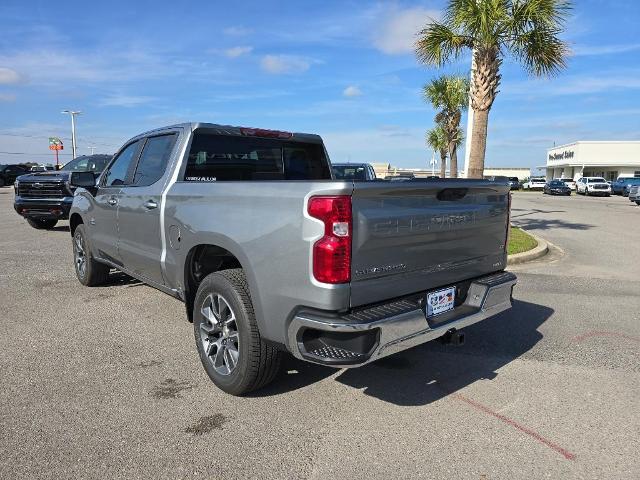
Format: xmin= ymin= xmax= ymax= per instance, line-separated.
xmin=73 ymin=232 xmax=86 ymax=279
xmin=199 ymin=293 xmax=240 ymax=376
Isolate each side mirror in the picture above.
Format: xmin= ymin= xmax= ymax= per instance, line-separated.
xmin=70 ymin=171 xmax=97 ymax=188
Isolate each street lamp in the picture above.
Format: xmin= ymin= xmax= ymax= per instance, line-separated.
xmin=61 ymin=110 xmax=82 ymax=159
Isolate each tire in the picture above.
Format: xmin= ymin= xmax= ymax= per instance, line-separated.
xmin=27 ymin=218 xmax=58 ymax=229
xmin=584 ymin=188 xmax=589 ymax=196
xmin=193 ymin=269 xmax=281 ymax=395
xmin=72 ymin=224 xmax=110 ymax=286
xmin=0 ymin=178 xmax=5 ymax=187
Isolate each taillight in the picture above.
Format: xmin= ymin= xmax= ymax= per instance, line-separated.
xmin=308 ymin=196 xmax=352 ymax=284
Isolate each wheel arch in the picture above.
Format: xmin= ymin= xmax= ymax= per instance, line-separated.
xmin=69 ymin=213 xmax=84 ymax=236
xmin=182 ymin=242 xmax=263 ymax=331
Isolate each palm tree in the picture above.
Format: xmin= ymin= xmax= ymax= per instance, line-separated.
xmin=424 ymin=75 xmax=469 ymax=178
xmin=416 ymin=0 xmax=571 ymax=178
xmin=426 ymin=125 xmax=448 ymax=178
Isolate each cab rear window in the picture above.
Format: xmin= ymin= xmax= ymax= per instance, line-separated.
xmin=183 ymin=133 xmax=331 ymax=181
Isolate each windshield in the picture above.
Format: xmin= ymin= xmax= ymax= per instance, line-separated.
xmin=588 ymin=178 xmax=606 ymax=183
xmin=61 ymin=155 xmax=111 ymax=173
xmin=620 ymin=178 xmax=640 ymax=184
xmin=550 ymin=181 xmax=566 ymax=186
xmin=508 ymin=177 xmax=519 ymax=182
xmin=560 ymin=178 xmax=574 ymax=182
xmin=332 ymin=165 xmax=367 ymax=180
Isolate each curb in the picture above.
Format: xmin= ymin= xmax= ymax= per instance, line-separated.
xmin=507 ymin=229 xmax=549 ymax=265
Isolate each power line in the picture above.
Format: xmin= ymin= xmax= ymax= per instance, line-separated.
xmin=0 ymin=151 xmax=74 ymax=156
xmin=0 ymin=131 xmax=119 ymax=149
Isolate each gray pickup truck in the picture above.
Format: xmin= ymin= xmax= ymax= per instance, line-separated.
xmin=68 ymin=123 xmax=516 ymax=395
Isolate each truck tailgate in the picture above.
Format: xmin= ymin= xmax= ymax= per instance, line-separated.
xmin=350 ymin=180 xmax=510 ymax=307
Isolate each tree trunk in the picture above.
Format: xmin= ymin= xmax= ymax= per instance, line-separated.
xmin=468 ymin=108 xmax=489 ymax=179
xmin=448 ymin=142 xmax=458 ymax=178
xmin=439 ymin=150 xmax=447 ymax=178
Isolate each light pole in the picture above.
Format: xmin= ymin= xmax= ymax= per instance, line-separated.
xmin=88 ymin=146 xmax=96 ymax=155
xmin=61 ymin=110 xmax=82 ymax=159
xmin=462 ymin=50 xmax=475 ymax=178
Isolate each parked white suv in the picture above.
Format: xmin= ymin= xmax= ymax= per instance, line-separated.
xmin=576 ymin=177 xmax=611 ymax=196
xmin=523 ymin=177 xmax=546 ymax=190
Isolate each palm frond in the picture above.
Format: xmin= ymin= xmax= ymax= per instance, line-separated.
xmin=426 ymin=125 xmax=448 ymax=152
xmin=416 ymin=22 xmax=471 ymax=67
xmin=507 ymin=0 xmax=571 ymax=76
xmin=510 ymin=27 xmax=569 ymax=76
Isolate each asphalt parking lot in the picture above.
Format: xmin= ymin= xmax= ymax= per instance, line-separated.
xmin=1 ymin=187 xmax=638 ymax=479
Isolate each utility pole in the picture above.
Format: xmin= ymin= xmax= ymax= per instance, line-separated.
xmin=88 ymin=146 xmax=96 ymax=155
xmin=61 ymin=110 xmax=82 ymax=159
xmin=462 ymin=51 xmax=476 ymax=178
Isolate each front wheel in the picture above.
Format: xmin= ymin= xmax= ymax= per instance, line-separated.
xmin=0 ymin=178 xmax=5 ymax=187
xmin=72 ymin=224 xmax=110 ymax=286
xmin=27 ymin=218 xmax=58 ymax=229
xmin=194 ymin=269 xmax=281 ymax=395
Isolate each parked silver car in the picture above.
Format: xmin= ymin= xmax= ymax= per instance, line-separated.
xmin=629 ymin=185 xmax=639 ymax=203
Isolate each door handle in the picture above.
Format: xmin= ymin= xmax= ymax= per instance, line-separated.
xmin=108 ymin=197 xmax=117 ymax=206
xmin=144 ymin=200 xmax=158 ymax=210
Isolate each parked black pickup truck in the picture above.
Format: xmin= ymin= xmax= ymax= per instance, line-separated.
xmin=14 ymin=155 xmax=111 ymax=229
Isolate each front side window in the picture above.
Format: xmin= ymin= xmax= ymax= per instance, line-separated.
xmin=132 ymin=134 xmax=177 ymax=186
xmin=183 ymin=133 xmax=331 ymax=181
xmin=103 ymin=141 xmax=140 ymax=187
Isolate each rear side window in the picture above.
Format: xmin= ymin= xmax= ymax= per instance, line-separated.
xmin=103 ymin=141 xmax=140 ymax=187
xmin=133 ymin=134 xmax=177 ymax=186
xmin=183 ymin=133 xmax=331 ymax=181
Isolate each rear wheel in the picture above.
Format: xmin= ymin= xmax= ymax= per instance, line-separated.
xmin=0 ymin=178 xmax=5 ymax=187
xmin=26 ymin=218 xmax=58 ymax=229
xmin=72 ymin=224 xmax=110 ymax=286
xmin=194 ymin=269 xmax=281 ymax=395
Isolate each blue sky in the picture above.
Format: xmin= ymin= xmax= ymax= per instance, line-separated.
xmin=1 ymin=0 xmax=639 ymax=171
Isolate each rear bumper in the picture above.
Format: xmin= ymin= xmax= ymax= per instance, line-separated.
xmin=14 ymin=196 xmax=73 ymax=219
xmin=288 ymin=271 xmax=517 ymax=368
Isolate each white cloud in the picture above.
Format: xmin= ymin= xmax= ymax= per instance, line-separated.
xmin=0 ymin=67 xmax=22 ymax=85
xmin=260 ymin=55 xmax=312 ymax=74
xmin=224 ymin=46 xmax=253 ymax=58
xmin=223 ymin=26 xmax=252 ymax=36
xmin=343 ymin=85 xmax=363 ymax=97
xmin=373 ymin=7 xmax=439 ymax=55
xmin=0 ymin=92 xmax=16 ymax=102
xmin=503 ymin=72 xmax=640 ymax=96
xmin=572 ymin=43 xmax=640 ymax=56
xmin=98 ymin=94 xmax=155 ymax=107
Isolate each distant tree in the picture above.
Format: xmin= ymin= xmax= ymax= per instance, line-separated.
xmin=424 ymin=75 xmax=469 ymax=178
xmin=416 ymin=0 xmax=571 ymax=178
xmin=426 ymin=125 xmax=449 ymax=178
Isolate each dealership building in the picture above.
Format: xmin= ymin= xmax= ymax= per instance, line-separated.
xmin=545 ymin=141 xmax=640 ymax=181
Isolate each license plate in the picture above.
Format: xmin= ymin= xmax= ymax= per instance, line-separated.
xmin=426 ymin=286 xmax=456 ymax=317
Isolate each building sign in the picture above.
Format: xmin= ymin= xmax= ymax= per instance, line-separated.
xmin=548 ymin=150 xmax=574 ymax=161
xmin=48 ymin=137 xmax=63 ymax=150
